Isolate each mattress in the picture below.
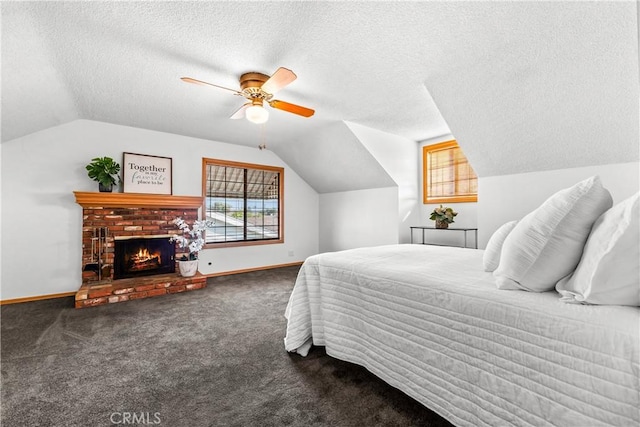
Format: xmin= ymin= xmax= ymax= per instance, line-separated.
xmin=284 ymin=244 xmax=640 ymax=427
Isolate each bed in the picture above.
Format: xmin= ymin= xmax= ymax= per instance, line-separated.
xmin=284 ymin=244 xmax=640 ymax=427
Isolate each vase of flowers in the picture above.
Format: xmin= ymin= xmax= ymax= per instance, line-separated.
xmin=169 ymin=217 xmax=213 ymax=277
xmin=430 ymin=205 xmax=458 ymax=229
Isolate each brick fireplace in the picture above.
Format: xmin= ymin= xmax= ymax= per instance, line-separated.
xmin=74 ymin=192 xmax=206 ymax=308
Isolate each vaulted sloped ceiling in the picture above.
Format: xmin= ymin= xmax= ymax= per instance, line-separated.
xmin=1 ymin=1 xmax=451 ymax=147
xmin=2 ymin=3 xmax=79 ymax=140
xmin=2 ymin=2 xmax=638 ymax=190
xmin=276 ymin=121 xmax=395 ymax=194
xmin=423 ymin=2 xmax=639 ymax=177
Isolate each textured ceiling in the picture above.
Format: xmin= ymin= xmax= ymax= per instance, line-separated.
xmin=424 ymin=1 xmax=639 ymax=177
xmin=1 ymin=1 xmax=452 ymax=146
xmin=2 ymin=1 xmax=639 ymax=181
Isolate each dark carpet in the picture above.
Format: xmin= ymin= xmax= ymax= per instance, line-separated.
xmin=1 ymin=266 xmax=453 ymax=427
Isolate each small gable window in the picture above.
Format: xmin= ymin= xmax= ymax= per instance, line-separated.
xmin=202 ymin=158 xmax=284 ymax=247
xmin=423 ymin=140 xmax=477 ymax=204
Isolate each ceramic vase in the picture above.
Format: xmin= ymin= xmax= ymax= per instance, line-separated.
xmin=178 ymin=260 xmax=198 ymax=277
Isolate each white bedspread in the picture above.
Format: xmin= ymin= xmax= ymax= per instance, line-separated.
xmin=284 ymin=244 xmax=640 ymax=427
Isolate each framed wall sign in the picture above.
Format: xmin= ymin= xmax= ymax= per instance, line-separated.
xmin=123 ymin=152 xmax=173 ymax=194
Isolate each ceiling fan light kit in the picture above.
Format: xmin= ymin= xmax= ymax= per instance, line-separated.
xmin=245 ymin=102 xmax=269 ymax=124
xmin=181 ymin=67 xmax=314 ymax=124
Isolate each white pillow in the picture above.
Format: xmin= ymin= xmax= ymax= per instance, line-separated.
xmin=556 ymin=193 xmax=639 ymax=306
xmin=494 ymin=176 xmax=612 ymax=292
xmin=483 ymin=220 xmax=518 ymax=272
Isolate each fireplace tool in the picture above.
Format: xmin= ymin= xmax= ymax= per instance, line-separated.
xmin=85 ymin=227 xmax=111 ymax=282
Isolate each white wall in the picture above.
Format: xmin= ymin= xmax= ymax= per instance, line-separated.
xmin=478 ymin=161 xmax=640 ymax=248
xmin=345 ymin=122 xmax=421 ymax=244
xmin=0 ymin=143 xmax=3 ymax=285
xmin=319 ymin=187 xmax=398 ymax=253
xmin=0 ymin=120 xmax=319 ymax=300
xmin=317 ymin=122 xmax=422 ymax=252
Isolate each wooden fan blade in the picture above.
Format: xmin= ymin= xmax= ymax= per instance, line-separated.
xmin=230 ymin=103 xmax=251 ymax=119
xmin=260 ymin=67 xmax=297 ymax=95
xmin=268 ymin=99 xmax=315 ymax=117
xmin=180 ymin=77 xmax=242 ymax=95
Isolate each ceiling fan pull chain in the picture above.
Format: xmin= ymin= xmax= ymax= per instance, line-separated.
xmin=259 ymin=123 xmax=267 ymax=150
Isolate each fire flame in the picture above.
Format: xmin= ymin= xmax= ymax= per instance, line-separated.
xmin=137 ymin=248 xmax=148 ymax=260
xmin=128 ymin=248 xmax=162 ymax=271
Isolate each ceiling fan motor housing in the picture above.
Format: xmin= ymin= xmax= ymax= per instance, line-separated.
xmin=240 ymin=72 xmax=273 ymax=101
xmin=239 ymin=72 xmax=269 ymax=88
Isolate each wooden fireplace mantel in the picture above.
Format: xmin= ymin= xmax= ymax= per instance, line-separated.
xmin=73 ymin=192 xmax=203 ymax=209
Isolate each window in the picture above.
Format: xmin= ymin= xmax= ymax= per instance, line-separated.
xmin=423 ymin=140 xmax=477 ymax=203
xmin=202 ymin=158 xmax=283 ymax=247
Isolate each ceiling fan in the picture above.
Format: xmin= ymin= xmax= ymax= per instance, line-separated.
xmin=181 ymin=67 xmax=314 ymax=124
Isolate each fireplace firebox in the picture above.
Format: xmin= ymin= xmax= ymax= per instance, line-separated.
xmin=114 ymin=236 xmax=175 ymax=280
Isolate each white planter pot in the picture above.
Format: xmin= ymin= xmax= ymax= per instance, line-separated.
xmin=178 ymin=260 xmax=198 ymax=277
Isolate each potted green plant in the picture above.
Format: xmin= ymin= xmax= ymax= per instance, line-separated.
xmin=85 ymin=157 xmax=121 ymax=192
xmin=430 ymin=205 xmax=458 ymax=229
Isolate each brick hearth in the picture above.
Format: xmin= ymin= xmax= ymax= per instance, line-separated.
xmin=75 ymin=272 xmax=206 ymax=308
xmin=74 ymin=192 xmax=205 ymax=308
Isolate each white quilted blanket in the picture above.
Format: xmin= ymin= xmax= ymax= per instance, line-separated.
xmin=284 ymin=244 xmax=640 ymax=427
